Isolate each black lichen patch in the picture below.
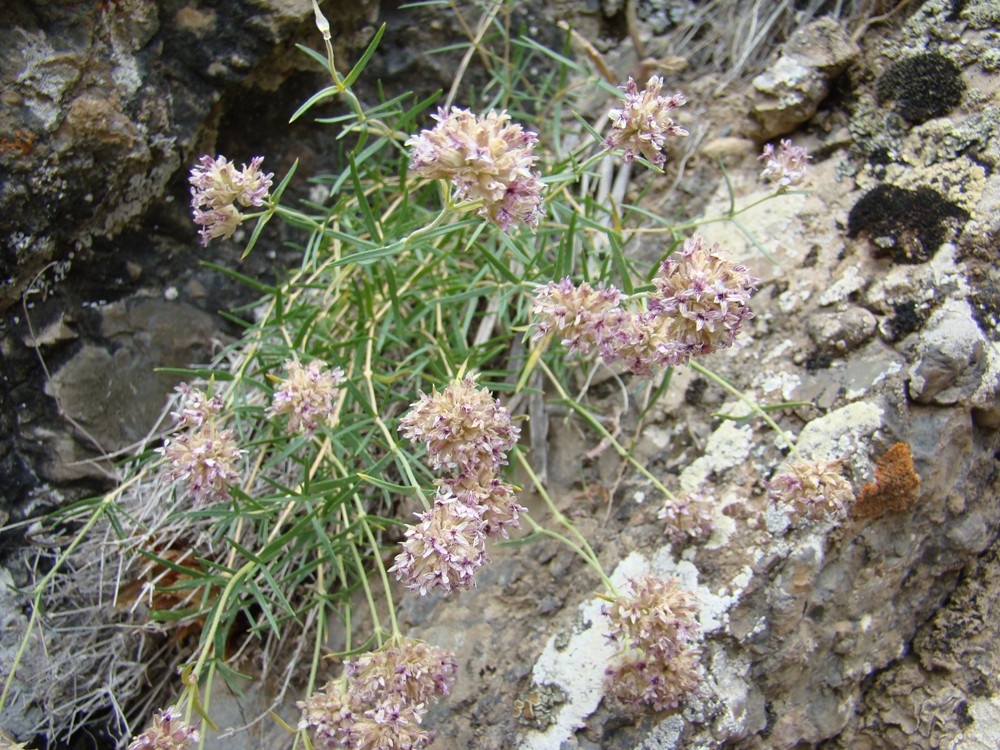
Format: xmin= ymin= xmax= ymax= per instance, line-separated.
xmin=684 ymin=377 xmax=708 ymax=406
xmin=877 ymin=52 xmax=965 ymax=124
xmin=805 ymin=350 xmax=832 ymax=371
xmin=969 ymin=285 xmax=1000 ymax=339
xmin=847 ymin=185 xmax=970 ymax=264
xmin=889 ymin=301 xmax=929 ymax=341
xmin=955 ymin=700 xmax=974 ymax=728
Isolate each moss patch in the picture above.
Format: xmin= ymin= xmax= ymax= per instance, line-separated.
xmin=847 ymin=184 xmax=970 ymax=263
xmin=877 ymin=52 xmax=965 ymax=124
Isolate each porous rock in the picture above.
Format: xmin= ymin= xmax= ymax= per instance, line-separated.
xmin=35 ymin=297 xmax=221 ymax=482
xmin=749 ymin=17 xmax=859 ymax=140
xmin=806 ymin=306 xmax=878 ymax=354
xmin=906 ymin=299 xmax=992 ymax=407
xmin=0 ymin=0 xmax=324 ymax=312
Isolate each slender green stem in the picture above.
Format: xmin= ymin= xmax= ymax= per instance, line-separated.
xmin=689 ymin=361 xmax=803 ymax=460
xmin=347 ymin=533 xmax=386 ymax=646
xmin=537 ymin=360 xmax=678 ymax=503
xmin=363 ymin=329 xmax=427 ymax=507
xmin=274 ymin=206 xmax=325 ymax=230
xmin=665 ymin=190 xmax=811 ymax=234
xmin=514 ymin=448 xmax=617 ymax=596
xmin=0 ymin=489 xmax=122 ymax=710
xmin=354 ymin=499 xmax=400 ymax=638
xmin=190 ymin=560 xmax=256 ymax=681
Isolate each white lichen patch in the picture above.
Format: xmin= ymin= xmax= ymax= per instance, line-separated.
xmin=702 ymin=647 xmax=762 ymax=741
xmin=634 ymin=715 xmax=685 ymax=749
xmin=795 ymin=400 xmax=884 ymax=465
xmin=680 ymin=420 xmax=754 ymax=491
xmin=963 ymin=695 xmax=1000 ymax=748
xmin=703 ymin=497 xmax=739 ymax=551
xmin=818 ymin=264 xmax=865 ymax=306
xmin=696 ymin=181 xmax=809 ymax=282
xmin=754 ymin=369 xmax=801 ymax=401
xmin=521 ymin=553 xmax=649 ymax=750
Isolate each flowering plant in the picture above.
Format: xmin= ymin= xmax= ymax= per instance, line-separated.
xmin=1 ymin=2 xmax=822 ymax=748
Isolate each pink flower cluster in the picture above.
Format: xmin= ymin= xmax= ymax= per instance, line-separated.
xmin=298 ymin=637 xmax=456 ymax=750
xmin=159 ymin=384 xmax=244 ymax=505
xmin=268 ymin=359 xmax=346 ymax=435
xmin=759 ymin=139 xmax=810 ymax=189
xmin=768 ymin=458 xmax=854 ymax=523
xmin=128 ymin=706 xmax=199 ymax=750
xmin=657 ymin=489 xmax=715 ymax=544
xmin=397 ymin=374 xmax=519 ymax=474
xmin=391 ymin=374 xmax=525 ymax=595
xmin=603 ymin=76 xmax=688 ymax=168
xmin=530 ymin=279 xmax=624 ymax=356
xmin=171 ymin=382 xmax=223 ymax=429
xmin=406 ymin=107 xmax=544 ymax=232
xmin=603 ymin=576 xmax=701 ymax=711
xmin=531 ymin=234 xmax=757 ymax=376
xmin=189 ymin=154 xmax=273 ymax=246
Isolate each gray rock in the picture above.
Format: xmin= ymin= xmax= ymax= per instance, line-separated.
xmin=0 ymin=0 xmax=323 ymax=311
xmin=749 ymin=17 xmax=859 ymax=139
xmin=907 ymin=300 xmax=990 ymax=406
xmin=35 ymin=297 xmax=221 ymax=481
xmin=806 ymin=306 xmax=878 ymax=353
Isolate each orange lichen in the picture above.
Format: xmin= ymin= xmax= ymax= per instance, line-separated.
xmin=852 ymin=442 xmax=921 ymax=520
xmin=0 ymin=130 xmax=36 ymax=156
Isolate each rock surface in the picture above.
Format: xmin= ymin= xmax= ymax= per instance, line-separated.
xmin=1 ymin=0 xmax=999 ymax=748
xmin=749 ymin=17 xmax=859 ymax=140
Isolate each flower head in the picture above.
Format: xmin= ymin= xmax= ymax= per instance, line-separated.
xmin=604 ymin=645 xmax=702 ymax=711
xmin=300 ymin=635 xmax=455 ymax=750
xmin=603 ymin=76 xmax=688 ymax=168
xmin=647 ymin=234 xmax=757 ymax=364
xmin=160 ymin=423 xmax=244 ymax=505
xmin=192 ymin=204 xmax=243 ymax=245
xmin=759 ymin=139 xmax=809 ymax=188
xmin=389 ymin=497 xmax=489 ymax=596
xmin=346 ymin=638 xmax=457 ymax=705
xmin=128 ymin=707 xmax=199 ymax=750
xmin=599 ymin=311 xmax=681 ymax=378
xmin=298 ymin=679 xmax=358 ymax=749
xmin=530 ymin=278 xmax=625 ymax=355
xmin=189 ymin=154 xmax=273 ymax=246
xmin=171 ymin=383 xmax=223 ymax=430
xmin=406 ymin=107 xmax=544 ymax=232
xmin=603 ymin=575 xmax=700 ymax=657
xmin=602 ymin=576 xmax=702 ymax=711
xmin=437 ymin=469 xmax=525 ymax=541
xmin=399 ymin=374 xmax=519 ymax=475
xmin=350 ymin=698 xmax=431 ymax=750
xmin=657 ymin=490 xmax=715 ymax=544
xmin=268 ymin=359 xmax=346 ymax=435
xmin=768 ymin=458 xmax=854 ymax=522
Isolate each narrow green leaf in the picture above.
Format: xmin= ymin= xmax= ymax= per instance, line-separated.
xmin=154 ymin=367 xmax=235 ymax=381
xmin=241 ymin=211 xmax=273 ymax=259
xmin=731 ymin=217 xmax=779 ymax=265
xmin=342 ymin=24 xmax=387 ymax=89
xmin=474 ymin=242 xmax=520 ymax=284
xmin=357 ymin=473 xmax=420 ymax=494
xmin=201 ymin=261 xmax=277 ymax=294
xmin=496 ymin=532 xmax=546 ymax=547
xmin=294 ymin=43 xmax=328 ymax=69
xmin=607 ymin=232 xmax=634 ymax=294
xmin=271 ymin=159 xmax=299 ymax=204
xmin=289 ymin=86 xmax=340 ymax=123
xmin=348 ymin=153 xmax=381 ymax=241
